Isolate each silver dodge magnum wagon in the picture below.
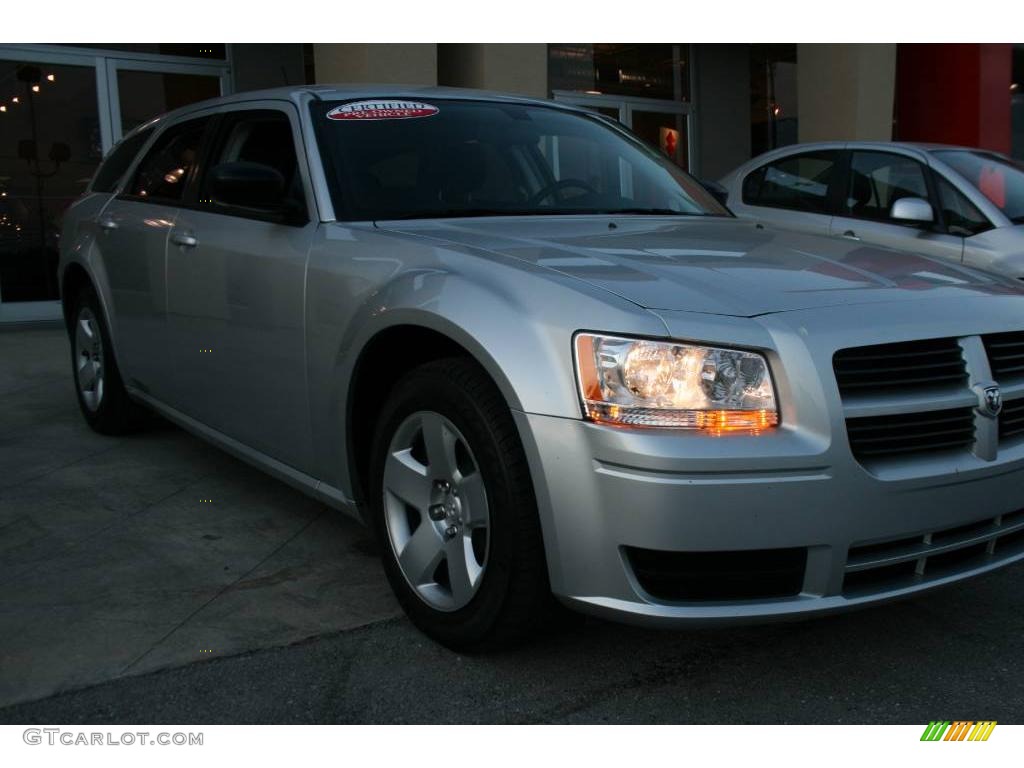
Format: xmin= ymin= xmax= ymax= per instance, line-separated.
xmin=59 ymin=86 xmax=1024 ymax=649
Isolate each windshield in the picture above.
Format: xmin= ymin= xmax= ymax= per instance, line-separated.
xmin=313 ymin=98 xmax=727 ymax=221
xmin=934 ymin=149 xmax=1024 ymax=224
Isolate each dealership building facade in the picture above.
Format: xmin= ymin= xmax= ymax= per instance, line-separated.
xmin=1 ymin=42 xmax=1021 ymax=324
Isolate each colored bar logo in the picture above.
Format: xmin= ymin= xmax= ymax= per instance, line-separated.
xmin=920 ymin=721 xmax=997 ymax=741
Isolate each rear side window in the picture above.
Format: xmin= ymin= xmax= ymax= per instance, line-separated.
xmin=92 ymin=128 xmax=154 ymax=193
xmin=742 ymin=151 xmax=839 ymax=214
xmin=935 ymin=175 xmax=992 ymax=236
xmin=126 ymin=117 xmax=211 ymax=202
xmin=845 ymin=151 xmax=929 ymax=223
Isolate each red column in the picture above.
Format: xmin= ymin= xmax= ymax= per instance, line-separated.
xmin=895 ymin=43 xmax=1012 ymax=152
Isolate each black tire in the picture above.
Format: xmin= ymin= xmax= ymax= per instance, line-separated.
xmin=68 ymin=284 xmax=144 ymax=435
xmin=369 ymin=357 xmax=556 ymax=651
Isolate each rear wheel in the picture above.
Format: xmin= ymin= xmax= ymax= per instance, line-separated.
xmin=369 ymin=357 xmax=555 ymax=650
xmin=69 ymin=285 xmax=143 ymax=434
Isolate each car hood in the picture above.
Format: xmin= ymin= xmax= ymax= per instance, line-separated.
xmin=377 ymin=216 xmax=1021 ymax=316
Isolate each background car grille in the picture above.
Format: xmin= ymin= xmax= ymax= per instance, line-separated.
xmin=843 ymin=509 xmax=1024 ymax=595
xmin=983 ymin=331 xmax=1024 ymax=382
xmin=833 ymin=338 xmax=967 ymax=396
xmin=845 ymin=407 xmax=976 ymax=459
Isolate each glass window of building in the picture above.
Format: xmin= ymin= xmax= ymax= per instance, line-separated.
xmin=549 ymin=44 xmax=689 ymax=101
xmin=116 ymin=70 xmax=221 ymax=134
xmin=549 ymin=45 xmax=692 ymax=171
xmin=60 ymin=44 xmax=227 ymax=60
xmin=0 ymin=60 xmax=101 ymax=303
xmin=0 ymin=44 xmax=228 ymax=317
xmin=750 ymin=44 xmax=798 ymax=157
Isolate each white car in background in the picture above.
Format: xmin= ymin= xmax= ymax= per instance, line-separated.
xmin=719 ymin=142 xmax=1024 ymax=279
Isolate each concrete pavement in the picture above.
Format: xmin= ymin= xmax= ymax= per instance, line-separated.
xmin=3 ymin=569 xmax=1024 ymax=724
xmin=0 ymin=327 xmax=398 ymax=709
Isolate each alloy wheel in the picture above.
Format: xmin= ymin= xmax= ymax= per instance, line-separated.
xmin=382 ymin=410 xmax=491 ymax=611
xmin=74 ymin=307 xmax=105 ymax=412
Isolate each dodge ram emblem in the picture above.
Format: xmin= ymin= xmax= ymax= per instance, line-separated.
xmin=978 ymin=384 xmax=1002 ymax=418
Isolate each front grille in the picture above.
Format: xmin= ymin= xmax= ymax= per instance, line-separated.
xmin=833 ymin=338 xmax=967 ymax=397
xmin=1000 ymin=397 xmax=1024 ymax=441
xmin=843 ymin=509 xmax=1024 ymax=596
xmin=625 ymin=546 xmax=807 ymax=602
xmin=845 ymin=407 xmax=975 ymax=460
xmin=834 ymin=332 xmax=1024 ymax=465
xmin=983 ymin=331 xmax=1024 ymax=382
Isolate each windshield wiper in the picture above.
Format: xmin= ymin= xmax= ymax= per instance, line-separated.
xmin=595 ymin=208 xmax=708 ymax=216
xmin=377 ymin=207 xmax=712 ymax=221
xmin=378 ymin=208 xmax=563 ymax=221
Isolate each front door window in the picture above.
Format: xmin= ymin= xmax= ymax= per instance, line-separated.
xmin=845 ymin=152 xmax=930 ymax=224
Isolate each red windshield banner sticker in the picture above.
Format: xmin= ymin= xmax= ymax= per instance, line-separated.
xmin=326 ymin=100 xmax=439 ymax=121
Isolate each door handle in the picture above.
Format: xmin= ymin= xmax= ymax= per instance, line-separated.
xmin=97 ymin=217 xmax=118 ymax=232
xmin=840 ymin=230 xmax=860 ymax=241
xmin=171 ymin=231 xmax=198 ymax=248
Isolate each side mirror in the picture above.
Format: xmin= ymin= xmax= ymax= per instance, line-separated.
xmin=209 ymin=161 xmax=286 ymax=212
xmin=698 ymin=179 xmax=731 ymax=208
xmin=890 ymin=197 xmax=933 ymax=224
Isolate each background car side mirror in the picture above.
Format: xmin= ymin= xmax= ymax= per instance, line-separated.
xmin=209 ymin=161 xmax=287 ymax=212
xmin=698 ymin=179 xmax=731 ymax=209
xmin=890 ymin=197 xmax=933 ymax=224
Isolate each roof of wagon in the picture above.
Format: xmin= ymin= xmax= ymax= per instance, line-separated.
xmin=130 ymin=85 xmax=571 ymax=137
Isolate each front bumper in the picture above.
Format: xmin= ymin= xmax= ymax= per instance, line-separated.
xmin=514 ymin=405 xmax=1024 ymax=628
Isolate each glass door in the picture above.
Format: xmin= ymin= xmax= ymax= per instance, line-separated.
xmin=628 ymin=107 xmax=689 ymax=170
xmin=552 ymin=91 xmax=693 ymax=172
xmin=106 ymin=59 xmax=226 ymax=141
xmin=0 ymin=54 xmax=102 ymax=313
xmin=0 ymin=44 xmax=229 ymax=323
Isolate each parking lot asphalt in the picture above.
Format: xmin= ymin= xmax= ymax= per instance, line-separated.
xmin=0 ymin=327 xmax=398 ymax=710
xmin=2 ymin=326 xmax=1023 ymax=724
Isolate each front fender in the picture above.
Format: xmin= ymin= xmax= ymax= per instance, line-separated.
xmin=304 ymin=223 xmax=665 ymax=495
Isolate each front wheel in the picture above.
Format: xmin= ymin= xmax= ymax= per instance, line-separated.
xmin=369 ymin=358 xmax=555 ymax=650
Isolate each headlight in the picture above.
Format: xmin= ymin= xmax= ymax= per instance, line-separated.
xmin=574 ymin=333 xmax=778 ymax=432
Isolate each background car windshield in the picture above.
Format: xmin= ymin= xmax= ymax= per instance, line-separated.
xmin=314 ymin=99 xmax=726 ymax=220
xmin=935 ymin=150 xmax=1024 ymax=224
